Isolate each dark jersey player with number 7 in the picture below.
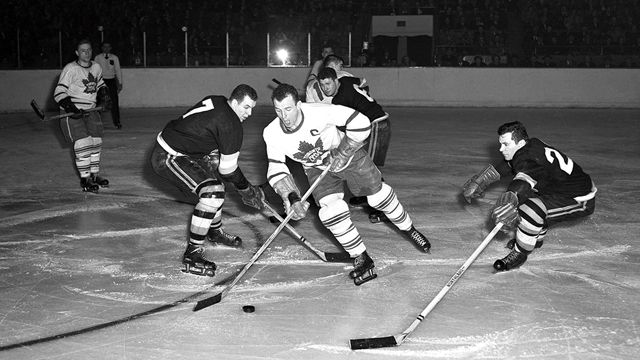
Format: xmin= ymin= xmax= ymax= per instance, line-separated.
xmin=462 ymin=121 xmax=597 ymax=271
xmin=150 ymin=85 xmax=265 ymax=277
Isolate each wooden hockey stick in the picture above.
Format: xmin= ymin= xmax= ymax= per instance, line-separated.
xmin=272 ymin=78 xmax=283 ymax=85
xmin=193 ymin=167 xmax=331 ymax=311
xmin=349 ymin=222 xmax=504 ymax=350
xmin=262 ymin=202 xmax=351 ymax=263
xmin=30 ymin=99 xmax=103 ymax=122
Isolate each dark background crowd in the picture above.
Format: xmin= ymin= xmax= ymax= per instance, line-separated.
xmin=1 ymin=0 xmax=638 ymax=69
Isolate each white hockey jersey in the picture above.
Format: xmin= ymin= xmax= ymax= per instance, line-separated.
xmin=263 ymin=102 xmax=370 ymax=185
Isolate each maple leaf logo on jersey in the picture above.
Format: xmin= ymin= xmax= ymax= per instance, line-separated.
xmin=293 ymin=138 xmax=325 ymax=164
xmin=82 ymin=72 xmax=99 ymax=94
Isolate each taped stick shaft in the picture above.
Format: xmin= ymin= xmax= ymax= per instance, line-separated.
xmin=349 ymin=222 xmax=504 ymax=350
xmin=263 ymin=202 xmax=350 ymax=262
xmin=193 ymin=167 xmax=332 ymax=311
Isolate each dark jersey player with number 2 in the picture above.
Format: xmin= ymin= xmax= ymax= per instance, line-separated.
xmin=462 ymin=121 xmax=597 ymax=271
xmin=150 ymin=85 xmax=265 ymax=277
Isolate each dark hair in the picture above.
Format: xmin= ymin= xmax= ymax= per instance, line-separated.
xmin=230 ymin=84 xmax=258 ymax=103
xmin=317 ymin=67 xmax=337 ymax=81
xmin=76 ymin=38 xmax=92 ymax=50
xmin=323 ymin=54 xmax=344 ymax=68
xmin=498 ymin=121 xmax=529 ymax=143
xmin=271 ymin=83 xmax=298 ymax=103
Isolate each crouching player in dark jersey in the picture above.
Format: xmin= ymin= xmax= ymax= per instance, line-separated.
xmin=462 ymin=121 xmax=597 ymax=271
xmin=150 ymin=85 xmax=265 ymax=277
xmin=264 ymin=84 xmax=430 ymax=286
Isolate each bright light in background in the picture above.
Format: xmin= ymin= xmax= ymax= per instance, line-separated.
xmin=276 ymin=49 xmax=289 ymax=64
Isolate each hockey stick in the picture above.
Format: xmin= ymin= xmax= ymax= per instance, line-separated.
xmin=349 ymin=222 xmax=504 ymax=350
xmin=30 ymin=99 xmax=103 ymax=122
xmin=272 ymin=78 xmax=283 ymax=85
xmin=262 ymin=202 xmax=351 ymax=262
xmin=193 ymin=166 xmax=332 ymax=311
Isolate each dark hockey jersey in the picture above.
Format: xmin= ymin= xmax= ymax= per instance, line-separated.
xmin=161 ymin=95 xmax=243 ymax=158
xmin=498 ymin=138 xmax=593 ymax=198
xmin=331 ymin=77 xmax=386 ymax=122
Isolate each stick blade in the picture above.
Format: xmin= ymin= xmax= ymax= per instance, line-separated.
xmin=30 ymin=99 xmax=45 ymax=120
xmin=193 ymin=293 xmax=222 ymax=311
xmin=349 ymin=336 xmax=399 ymax=350
xmin=324 ymin=252 xmax=352 ymax=263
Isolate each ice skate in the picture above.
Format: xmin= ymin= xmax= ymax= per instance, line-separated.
xmin=80 ymin=177 xmax=99 ymax=193
xmin=403 ymin=226 xmax=431 ymax=253
xmin=368 ymin=210 xmax=388 ymax=223
xmin=91 ymin=173 xmax=109 ymax=187
xmin=182 ymin=244 xmax=216 ymax=277
xmin=349 ymin=251 xmax=377 ymax=286
xmin=493 ymin=244 xmax=530 ymax=271
xmin=207 ymin=227 xmax=242 ymax=247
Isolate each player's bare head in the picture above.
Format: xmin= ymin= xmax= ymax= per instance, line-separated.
xmin=271 ymin=83 xmax=299 ymax=103
xmin=76 ymin=38 xmax=93 ymax=63
xmin=229 ymin=84 xmax=258 ymax=122
xmin=318 ymin=68 xmax=340 ymax=97
xmin=498 ymin=121 xmax=528 ymax=161
xmin=323 ymin=54 xmax=344 ymax=71
xmin=318 ymin=67 xmax=338 ymax=82
xmin=230 ymin=84 xmax=258 ymax=103
xmin=272 ymin=84 xmax=302 ymax=130
xmin=321 ymin=46 xmax=334 ymax=58
xmin=498 ymin=121 xmax=529 ymax=143
xmin=77 ymin=38 xmax=92 ymax=51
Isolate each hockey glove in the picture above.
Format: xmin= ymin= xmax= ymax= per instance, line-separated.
xmin=273 ymin=174 xmax=309 ymax=221
xmin=58 ymin=97 xmax=84 ymax=118
xmin=98 ymin=86 xmax=112 ymax=111
xmin=491 ymin=191 xmax=520 ymax=231
xmin=462 ymin=164 xmax=501 ymax=204
xmin=236 ymin=184 xmax=265 ymax=210
xmin=323 ymin=136 xmax=364 ymax=172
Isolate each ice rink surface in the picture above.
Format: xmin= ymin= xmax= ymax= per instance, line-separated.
xmin=1 ymin=105 xmax=639 ymax=359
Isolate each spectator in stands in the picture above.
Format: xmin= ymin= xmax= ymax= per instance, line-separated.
xmin=540 ymin=54 xmax=557 ymax=67
xmin=456 ymin=54 xmax=470 ymax=67
xmin=508 ymin=54 xmax=520 ymax=67
xmin=619 ymin=56 xmax=636 ymax=68
xmin=440 ymin=47 xmax=457 ymax=66
xmin=400 ymin=55 xmax=416 ymax=67
xmin=470 ymin=55 xmax=487 ymax=67
xmin=601 ymin=56 xmax=614 ymax=68
xmin=558 ymin=53 xmax=576 ymax=68
xmin=579 ymin=55 xmax=598 ymax=68
xmin=525 ymin=54 xmax=541 ymax=67
xmin=489 ymin=54 xmax=503 ymax=67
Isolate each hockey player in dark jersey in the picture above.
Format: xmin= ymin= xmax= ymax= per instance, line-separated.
xmin=150 ymin=84 xmax=265 ymax=277
xmin=317 ymin=64 xmax=392 ymax=222
xmin=462 ymin=121 xmax=597 ymax=271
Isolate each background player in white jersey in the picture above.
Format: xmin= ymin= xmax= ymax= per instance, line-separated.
xmin=150 ymin=85 xmax=265 ymax=277
xmin=94 ymin=40 xmax=123 ymax=129
xmin=54 ymin=38 xmax=112 ymax=193
xmin=463 ymin=121 xmax=597 ymax=271
xmin=264 ymin=84 xmax=430 ymax=286
xmin=305 ymin=52 xmax=353 ymax=104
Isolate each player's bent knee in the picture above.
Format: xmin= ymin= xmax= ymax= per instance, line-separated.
xmin=197 ymin=179 xmax=226 ymax=209
xmin=318 ymin=197 xmax=350 ymax=226
xmin=366 ymin=183 xmax=393 ymax=207
xmin=317 ymin=193 xmax=345 ymax=208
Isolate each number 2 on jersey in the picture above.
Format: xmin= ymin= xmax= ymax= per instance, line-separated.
xmin=183 ymin=98 xmax=214 ymax=118
xmin=544 ymin=147 xmax=574 ymax=174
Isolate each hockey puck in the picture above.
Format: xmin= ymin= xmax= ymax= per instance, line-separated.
xmin=242 ymin=305 xmax=255 ymax=313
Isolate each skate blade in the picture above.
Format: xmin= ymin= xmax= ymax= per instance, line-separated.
xmin=182 ymin=263 xmax=215 ymax=277
xmin=369 ymin=212 xmax=388 ymax=223
xmin=354 ymin=271 xmax=377 ymax=286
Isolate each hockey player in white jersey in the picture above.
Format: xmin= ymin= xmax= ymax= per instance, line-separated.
xmin=264 ymin=84 xmax=431 ymax=285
